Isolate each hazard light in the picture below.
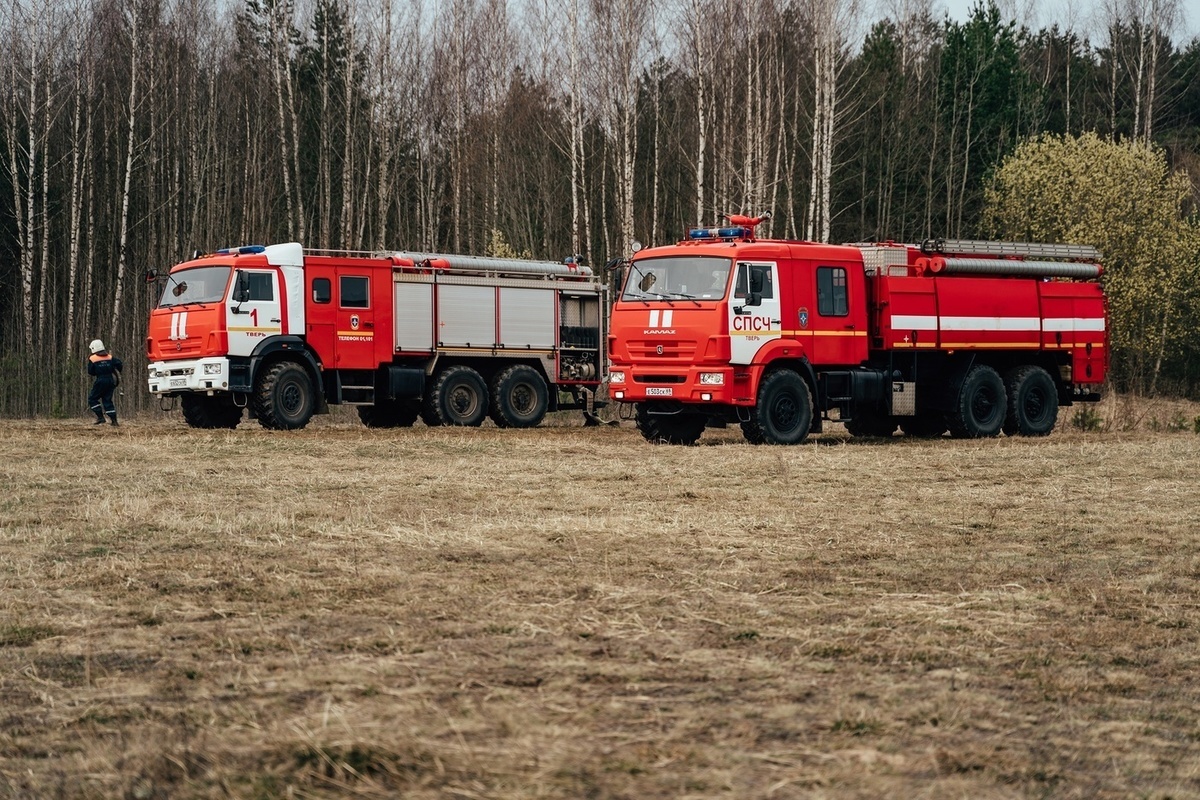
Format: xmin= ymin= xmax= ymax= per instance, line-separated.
xmin=689 ymin=226 xmax=751 ymax=240
xmin=215 ymin=245 xmax=266 ymax=255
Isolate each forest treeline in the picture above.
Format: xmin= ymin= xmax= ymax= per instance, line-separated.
xmin=1 ymin=0 xmax=1198 ymax=416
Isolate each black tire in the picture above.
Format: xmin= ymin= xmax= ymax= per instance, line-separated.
xmin=358 ymin=398 xmax=420 ymax=428
xmin=947 ymin=365 xmax=1005 ymax=439
xmin=181 ymin=394 xmax=242 ymax=429
xmin=635 ymin=403 xmax=707 ymax=445
xmin=422 ymin=365 xmax=488 ymax=427
xmin=844 ymin=411 xmax=897 ymax=438
xmin=489 ymin=365 xmax=549 ymax=428
xmin=1003 ymin=365 xmax=1059 ymax=437
xmin=899 ymin=412 xmax=948 ymax=438
xmin=252 ymin=361 xmax=316 ymax=430
xmin=742 ymin=369 xmax=812 ymax=445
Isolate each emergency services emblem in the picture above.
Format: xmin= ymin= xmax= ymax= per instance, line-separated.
xmin=350 ymin=315 xmax=360 ymax=330
xmin=798 ymin=308 xmax=809 ymax=329
xmin=656 ymin=345 xmax=664 ymax=355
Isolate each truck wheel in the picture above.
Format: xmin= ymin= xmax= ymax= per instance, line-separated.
xmin=947 ymin=365 xmax=1005 ymax=438
xmin=899 ymin=412 xmax=948 ymax=438
xmin=1003 ymin=365 xmax=1058 ymax=436
xmin=252 ymin=361 xmax=315 ymax=430
xmin=489 ymin=365 xmax=549 ymax=428
xmin=742 ymin=369 xmax=812 ymax=445
xmin=422 ymin=365 xmax=487 ymax=427
xmin=181 ymin=394 xmax=242 ymax=429
xmin=635 ymin=403 xmax=706 ymax=445
xmin=358 ymin=398 xmax=420 ymax=428
xmin=844 ymin=411 xmax=896 ymax=438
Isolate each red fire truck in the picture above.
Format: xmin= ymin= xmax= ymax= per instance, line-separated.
xmin=606 ymin=215 xmax=1107 ymax=444
xmin=145 ymin=243 xmax=605 ymax=429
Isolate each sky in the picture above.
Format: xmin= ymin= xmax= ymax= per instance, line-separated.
xmin=937 ymin=0 xmax=1200 ymax=41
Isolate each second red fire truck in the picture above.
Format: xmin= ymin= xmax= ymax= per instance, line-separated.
xmin=606 ymin=215 xmax=1107 ymax=444
xmin=145 ymin=244 xmax=605 ymax=430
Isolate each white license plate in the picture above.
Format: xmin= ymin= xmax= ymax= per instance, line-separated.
xmin=170 ymin=378 xmax=187 ymax=388
xmin=645 ymin=387 xmax=673 ymax=396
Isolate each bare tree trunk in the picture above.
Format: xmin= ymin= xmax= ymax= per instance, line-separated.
xmin=569 ymin=0 xmax=582 ymax=254
xmin=318 ymin=5 xmax=331 ymax=247
xmin=690 ymin=0 xmax=708 ymax=224
xmin=66 ymin=34 xmax=87 ymax=359
xmin=111 ymin=0 xmax=142 ymax=327
xmin=340 ymin=4 xmax=356 ymax=249
xmin=37 ymin=58 xmax=51 ymax=350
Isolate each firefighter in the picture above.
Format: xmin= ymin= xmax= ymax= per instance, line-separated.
xmin=87 ymin=339 xmax=123 ymax=426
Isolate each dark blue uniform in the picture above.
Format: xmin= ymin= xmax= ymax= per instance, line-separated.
xmin=88 ymin=351 xmax=123 ymax=425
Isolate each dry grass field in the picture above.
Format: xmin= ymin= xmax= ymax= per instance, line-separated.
xmin=2 ymin=398 xmax=1199 ymax=799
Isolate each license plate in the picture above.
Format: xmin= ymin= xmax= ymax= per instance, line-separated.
xmin=645 ymin=387 xmax=673 ymax=396
xmin=170 ymin=378 xmax=187 ymax=388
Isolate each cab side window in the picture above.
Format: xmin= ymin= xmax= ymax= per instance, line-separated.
xmin=247 ymin=272 xmax=274 ymax=301
xmin=734 ymin=264 xmax=775 ymax=299
xmin=817 ymin=266 xmax=848 ymax=316
xmin=312 ymin=278 xmax=331 ymax=304
xmin=340 ymin=276 xmax=369 ymax=308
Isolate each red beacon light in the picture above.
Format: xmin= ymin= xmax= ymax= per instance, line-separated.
xmin=687 ymin=211 xmax=771 ymax=241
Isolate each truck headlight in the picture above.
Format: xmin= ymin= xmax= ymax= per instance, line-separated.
xmin=699 ymin=372 xmax=725 ymax=385
xmin=203 ymin=363 xmax=222 ymax=375
xmin=609 ymin=370 xmax=626 ymax=384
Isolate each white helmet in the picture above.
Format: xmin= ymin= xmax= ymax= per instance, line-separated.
xmin=89 ymin=339 xmax=105 ymax=354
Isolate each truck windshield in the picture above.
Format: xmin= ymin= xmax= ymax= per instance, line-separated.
xmin=156 ymin=265 xmax=232 ymax=307
xmin=621 ymin=256 xmax=733 ymax=301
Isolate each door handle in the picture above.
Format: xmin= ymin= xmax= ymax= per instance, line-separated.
xmin=271 ymin=318 xmax=281 ymax=323
xmin=771 ymin=319 xmax=781 ymax=324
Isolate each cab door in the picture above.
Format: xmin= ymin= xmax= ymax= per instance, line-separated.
xmin=809 ymin=263 xmax=868 ymax=366
xmin=227 ymin=268 xmax=282 ymax=357
xmin=334 ymin=270 xmax=377 ymax=369
xmin=729 ymin=261 xmax=782 ymax=365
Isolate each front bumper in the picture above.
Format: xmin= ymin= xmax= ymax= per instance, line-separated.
xmin=607 ymin=366 xmax=752 ymax=405
xmin=148 ymin=357 xmax=232 ymax=395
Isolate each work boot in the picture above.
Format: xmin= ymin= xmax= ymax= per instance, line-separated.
xmin=109 ymin=414 xmax=119 ymax=427
xmin=94 ymin=417 xmax=106 ymax=425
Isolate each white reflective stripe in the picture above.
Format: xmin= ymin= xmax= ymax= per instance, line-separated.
xmin=649 ymin=310 xmax=659 ymax=327
xmin=890 ymin=314 xmax=937 ymax=330
xmin=940 ymin=316 xmax=1042 ymax=331
xmin=1043 ymin=317 xmax=1106 ymax=332
xmin=662 ymin=309 xmax=673 ymax=327
xmin=169 ymin=311 xmax=189 ymax=339
xmin=891 ymin=314 xmax=1104 ymax=333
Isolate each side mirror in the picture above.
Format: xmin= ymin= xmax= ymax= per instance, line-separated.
xmin=746 ymin=291 xmax=762 ymax=307
xmin=233 ymin=271 xmax=251 ymax=304
xmin=144 ymin=268 xmax=159 ymax=283
xmin=638 ymin=272 xmax=657 ymax=293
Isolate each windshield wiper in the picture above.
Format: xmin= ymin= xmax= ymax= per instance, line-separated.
xmin=667 ymin=291 xmax=702 ymax=307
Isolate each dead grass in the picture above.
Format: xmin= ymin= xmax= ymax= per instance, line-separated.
xmin=1 ymin=404 xmax=1199 ymax=798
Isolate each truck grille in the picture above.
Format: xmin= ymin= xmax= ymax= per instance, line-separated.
xmin=628 ymin=340 xmax=697 ymax=359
